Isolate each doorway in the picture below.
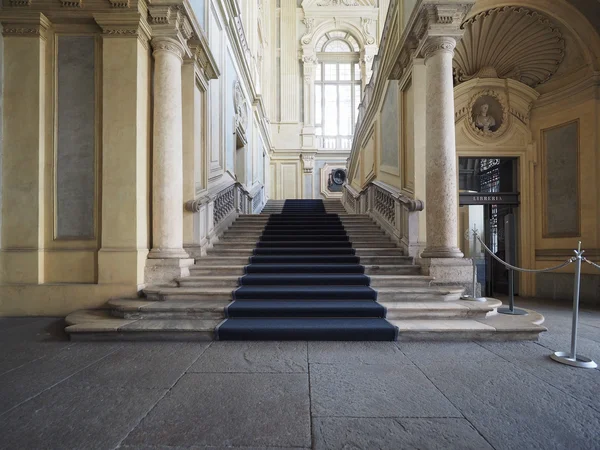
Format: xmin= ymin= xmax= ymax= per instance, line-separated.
xmin=459 ymin=158 xmax=520 ymax=297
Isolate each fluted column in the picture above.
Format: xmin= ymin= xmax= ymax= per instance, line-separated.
xmin=421 ymin=37 xmax=463 ymax=259
xmin=148 ymin=37 xmax=188 ymax=259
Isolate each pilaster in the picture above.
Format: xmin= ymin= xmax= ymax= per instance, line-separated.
xmin=280 ymin=0 xmax=298 ymax=123
xmin=94 ymin=13 xmax=151 ymax=287
xmin=0 ymin=13 xmax=50 ymax=284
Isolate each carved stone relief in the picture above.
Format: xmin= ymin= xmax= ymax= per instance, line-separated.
xmin=453 ymin=6 xmax=565 ymax=88
xmin=234 ymin=80 xmax=248 ymax=137
xmin=466 ymin=90 xmax=508 ymax=139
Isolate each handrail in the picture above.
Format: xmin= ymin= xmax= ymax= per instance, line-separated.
xmin=372 ymin=180 xmax=424 ymax=212
xmin=344 ymin=183 xmax=360 ymax=199
xmin=185 ymin=179 xmax=237 ymax=212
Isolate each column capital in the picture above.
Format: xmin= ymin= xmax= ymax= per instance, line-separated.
xmin=422 ymin=36 xmax=456 ymax=62
xmin=151 ymin=37 xmax=186 ymax=61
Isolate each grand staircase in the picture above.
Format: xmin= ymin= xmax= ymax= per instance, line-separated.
xmin=66 ymin=199 xmax=546 ymax=341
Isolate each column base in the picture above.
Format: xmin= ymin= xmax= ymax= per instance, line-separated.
xmin=421 ymin=246 xmax=464 ymax=259
xmin=144 ymin=257 xmax=194 ymax=286
xmin=419 ymin=257 xmax=472 ymax=291
xmin=148 ymin=248 xmax=190 ymax=259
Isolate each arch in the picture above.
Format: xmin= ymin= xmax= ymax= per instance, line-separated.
xmin=306 ymin=20 xmax=368 ymax=51
xmin=468 ymin=0 xmax=600 ymax=71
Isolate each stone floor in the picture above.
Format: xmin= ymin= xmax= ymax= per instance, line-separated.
xmin=0 ymin=298 xmax=598 ymax=450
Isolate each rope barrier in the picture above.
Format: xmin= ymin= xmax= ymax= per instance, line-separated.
xmin=467 ymin=225 xmax=596 ymax=367
xmin=583 ymin=257 xmax=600 ymax=271
xmin=475 ymin=234 xmax=575 ymax=273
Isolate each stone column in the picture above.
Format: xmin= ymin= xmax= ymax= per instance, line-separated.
xmin=421 ymin=37 xmax=463 ymax=259
xmin=145 ymin=37 xmax=193 ymax=285
xmin=148 ymin=37 xmax=188 ymax=260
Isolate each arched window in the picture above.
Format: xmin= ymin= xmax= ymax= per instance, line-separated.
xmin=314 ymin=31 xmax=362 ymax=150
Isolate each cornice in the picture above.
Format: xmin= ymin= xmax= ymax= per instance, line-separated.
xmin=0 ymin=12 xmax=51 ymax=39
xmin=94 ymin=12 xmax=151 ymax=48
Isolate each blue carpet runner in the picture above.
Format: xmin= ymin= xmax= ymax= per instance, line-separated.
xmin=215 ymin=199 xmax=398 ymax=340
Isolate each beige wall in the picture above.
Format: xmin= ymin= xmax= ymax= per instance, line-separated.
xmin=0 ymin=0 xmax=271 ymax=315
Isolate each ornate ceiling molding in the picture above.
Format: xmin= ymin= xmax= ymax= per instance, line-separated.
xmin=453 ymin=6 xmax=565 ymax=88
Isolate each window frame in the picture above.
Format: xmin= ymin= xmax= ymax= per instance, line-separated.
xmin=315 ymin=49 xmax=361 ymax=151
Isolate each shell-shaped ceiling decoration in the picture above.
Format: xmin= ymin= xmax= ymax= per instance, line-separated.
xmin=453 ymin=6 xmax=565 ymax=88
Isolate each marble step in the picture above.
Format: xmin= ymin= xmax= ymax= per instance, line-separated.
xmin=109 ymin=298 xmax=229 ymax=320
xmin=189 ymin=264 xmax=421 ymax=276
xmin=206 ymin=248 xmax=406 ymax=256
xmin=381 ymin=299 xmax=502 ymax=320
xmin=175 ymin=275 xmax=433 ymax=288
xmin=217 ymin=238 xmax=397 ymax=246
xmin=65 ymin=310 xmax=218 ymax=341
xmin=221 ymin=232 xmax=390 ymax=240
xmin=193 ymin=256 xmax=413 ymax=267
xmin=194 ymin=256 xmax=251 ymax=265
xmin=226 ymin=226 xmax=385 ymax=233
xmin=141 ymin=285 xmax=462 ymax=302
xmin=65 ymin=303 xmax=546 ymax=342
xmin=212 ymin=241 xmax=398 ymax=249
xmin=111 ymin=298 xmax=488 ymax=320
xmin=391 ymin=309 xmax=546 ymax=341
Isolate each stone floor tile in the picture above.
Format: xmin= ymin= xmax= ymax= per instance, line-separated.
xmin=478 ymin=340 xmax=600 ymax=411
xmin=0 ymin=317 xmax=51 ymax=332
xmin=119 ymin=446 xmax=309 ymax=450
xmin=401 ymin=341 xmax=600 ymax=450
xmin=309 ymin=362 xmax=461 ymax=418
xmin=124 ymin=373 xmax=310 ymax=448
xmin=0 ymin=384 xmax=165 ymax=450
xmin=0 ymin=340 xmax=75 ymax=376
xmin=0 ymin=342 xmax=119 ymax=415
xmin=313 ymin=417 xmax=494 ymax=450
xmin=66 ymin=342 xmax=210 ymax=389
xmin=0 ymin=317 xmax=68 ymax=343
xmin=538 ymin=331 xmax=600 ymax=362
xmin=308 ymin=341 xmax=408 ymax=366
xmin=189 ymin=341 xmax=307 ymax=373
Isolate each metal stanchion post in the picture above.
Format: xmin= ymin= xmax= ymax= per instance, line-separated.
xmin=551 ymin=242 xmax=597 ymax=369
xmin=498 ymin=214 xmax=526 ymax=315
xmin=462 ymin=225 xmax=486 ymax=302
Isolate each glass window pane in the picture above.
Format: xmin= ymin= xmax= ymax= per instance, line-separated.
xmin=354 ymin=63 xmax=361 ymax=81
xmin=315 ymin=84 xmax=322 ymax=125
xmin=348 ymin=36 xmax=359 ymax=51
xmin=315 ymin=64 xmax=321 ymax=81
xmin=316 ymin=127 xmax=322 ymax=136
xmin=324 ymin=40 xmax=351 ymax=52
xmin=339 ymin=63 xmax=351 ymax=81
xmin=324 ymin=64 xmax=337 ymax=81
xmin=339 ymin=85 xmax=352 ymax=136
xmin=354 ymin=84 xmax=361 ymax=123
xmin=324 ymin=85 xmax=338 ymax=136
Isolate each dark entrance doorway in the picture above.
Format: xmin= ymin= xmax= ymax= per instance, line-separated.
xmin=459 ymin=158 xmax=519 ymax=297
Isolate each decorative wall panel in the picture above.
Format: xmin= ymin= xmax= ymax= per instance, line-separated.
xmin=543 ymin=120 xmax=579 ymax=237
xmin=380 ymin=81 xmax=399 ymax=173
xmin=281 ymin=163 xmax=298 ymax=199
xmin=56 ymin=36 xmax=95 ymax=239
xmin=402 ymin=80 xmax=414 ymax=192
xmin=226 ymin=52 xmax=237 ymax=173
